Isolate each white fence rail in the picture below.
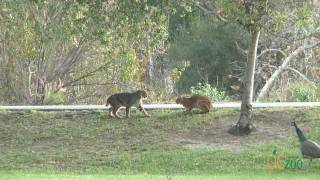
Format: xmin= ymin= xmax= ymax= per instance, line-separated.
xmin=1 ymin=102 xmax=320 ymax=111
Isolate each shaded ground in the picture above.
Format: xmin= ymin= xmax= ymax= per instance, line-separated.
xmin=179 ymin=111 xmax=306 ymax=150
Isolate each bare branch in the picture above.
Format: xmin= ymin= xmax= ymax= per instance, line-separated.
xmin=304 ymin=40 xmax=320 ymax=49
xmin=48 ymin=40 xmax=87 ymax=82
xmin=63 ymin=82 xmax=121 ymax=87
xmin=186 ymin=0 xmax=228 ymax=22
xmin=284 ymin=67 xmax=314 ymax=84
xmin=56 ymin=62 xmax=112 ymax=92
xmin=257 ymin=49 xmax=287 ymax=59
xmin=235 ymin=41 xmax=248 ymax=56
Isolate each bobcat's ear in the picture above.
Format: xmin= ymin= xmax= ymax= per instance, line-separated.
xmin=137 ymin=90 xmax=147 ymax=98
xmin=141 ymin=90 xmax=147 ymax=97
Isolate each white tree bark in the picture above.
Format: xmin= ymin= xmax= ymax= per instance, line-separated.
xmin=229 ymin=30 xmax=260 ymax=136
xmin=245 ymin=32 xmax=260 ymax=104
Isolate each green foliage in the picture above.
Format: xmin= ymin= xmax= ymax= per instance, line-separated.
xmin=119 ymin=49 xmax=141 ymax=82
xmin=169 ymin=19 xmax=249 ymax=93
xmin=1 ymin=0 xmax=318 ymax=104
xmin=190 ymin=83 xmax=225 ymax=102
xmin=294 ymin=4 xmax=314 ymax=28
xmin=269 ymin=11 xmax=288 ymax=31
xmin=288 ymin=83 xmax=319 ymax=102
xmin=0 ymin=108 xmax=7 ymax=113
xmin=43 ymin=91 xmax=66 ymax=105
xmin=215 ymin=0 xmax=270 ymax=30
xmin=0 ymin=0 xmax=176 ymax=104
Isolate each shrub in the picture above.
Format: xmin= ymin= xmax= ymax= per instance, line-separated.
xmin=44 ymin=91 xmax=66 ymax=105
xmin=190 ymin=83 xmax=225 ymax=102
xmin=288 ymin=83 xmax=319 ymax=102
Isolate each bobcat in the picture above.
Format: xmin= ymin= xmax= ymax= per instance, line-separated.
xmin=176 ymin=94 xmax=212 ymax=114
xmin=106 ymin=90 xmax=150 ymax=118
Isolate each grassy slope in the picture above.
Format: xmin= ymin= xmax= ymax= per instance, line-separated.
xmin=0 ymin=108 xmax=320 ymax=179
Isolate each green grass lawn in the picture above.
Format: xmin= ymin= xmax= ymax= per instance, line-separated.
xmin=1 ymin=171 xmax=320 ymax=180
xmin=0 ymin=108 xmax=319 ymax=179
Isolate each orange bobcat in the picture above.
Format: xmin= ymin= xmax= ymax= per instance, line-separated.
xmin=176 ymin=94 xmax=212 ymax=114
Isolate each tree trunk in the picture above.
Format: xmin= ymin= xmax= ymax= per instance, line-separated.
xmin=145 ymin=8 xmax=156 ymax=87
xmin=146 ymin=32 xmax=154 ymax=86
xmin=228 ymin=30 xmax=260 ymax=136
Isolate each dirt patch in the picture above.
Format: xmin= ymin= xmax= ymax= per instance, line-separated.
xmin=177 ymin=111 xmax=304 ymax=150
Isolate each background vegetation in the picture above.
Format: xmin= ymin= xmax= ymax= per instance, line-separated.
xmin=0 ymin=0 xmax=320 ymax=105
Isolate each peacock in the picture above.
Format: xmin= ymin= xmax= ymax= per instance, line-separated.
xmin=291 ymin=121 xmax=320 ymax=165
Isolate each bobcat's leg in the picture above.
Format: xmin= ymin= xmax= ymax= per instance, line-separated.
xmin=113 ymin=106 xmax=121 ymax=118
xmin=125 ymin=106 xmax=131 ymax=118
xmin=200 ymin=104 xmax=210 ymax=114
xmin=184 ymin=107 xmax=193 ymax=114
xmin=138 ymin=100 xmax=150 ymax=117
xmin=109 ymin=106 xmax=115 ymax=118
xmin=200 ymin=108 xmax=210 ymax=114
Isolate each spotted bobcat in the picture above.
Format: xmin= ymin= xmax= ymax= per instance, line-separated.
xmin=106 ymin=90 xmax=150 ymax=118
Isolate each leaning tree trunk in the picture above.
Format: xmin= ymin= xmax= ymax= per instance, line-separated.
xmin=228 ymin=30 xmax=260 ymax=136
xmin=256 ymin=41 xmax=320 ymax=101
